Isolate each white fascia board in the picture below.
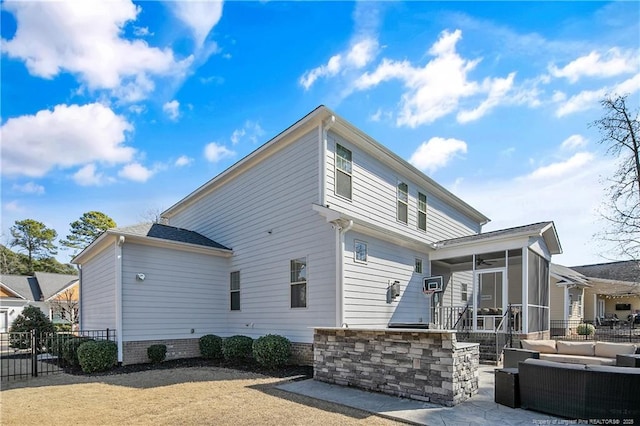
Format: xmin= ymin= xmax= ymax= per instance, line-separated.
xmin=0 ymin=283 xmax=26 ymax=300
xmin=71 ymin=232 xmax=115 ymax=265
xmin=121 ymin=234 xmax=233 ymax=257
xmin=313 ymin=204 xmax=433 ymax=252
xmin=430 ymin=235 xmax=530 ymax=261
xmin=44 ymin=280 xmax=79 ymax=302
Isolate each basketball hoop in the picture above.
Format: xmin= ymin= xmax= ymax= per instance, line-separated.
xmin=423 ymin=289 xmax=435 ymax=296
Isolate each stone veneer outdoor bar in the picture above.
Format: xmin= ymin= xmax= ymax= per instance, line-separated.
xmin=313 ymin=327 xmax=479 ymax=406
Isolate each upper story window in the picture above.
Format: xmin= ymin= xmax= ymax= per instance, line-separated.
xmin=335 ymin=144 xmax=352 ymax=200
xmin=461 ymin=283 xmax=468 ymax=302
xmin=230 ymin=271 xmax=240 ymax=311
xmin=418 ymin=192 xmax=427 ymax=232
xmin=290 ymin=258 xmax=307 ymax=308
xmin=354 ymin=240 xmax=368 ymax=263
xmin=415 ymin=258 xmax=423 ymax=274
xmin=397 ymin=182 xmax=408 ymax=224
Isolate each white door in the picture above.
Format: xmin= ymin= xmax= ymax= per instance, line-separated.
xmin=0 ymin=310 xmax=7 ymax=332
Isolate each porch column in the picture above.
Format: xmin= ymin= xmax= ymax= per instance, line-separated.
xmin=522 ymin=248 xmax=528 ymax=334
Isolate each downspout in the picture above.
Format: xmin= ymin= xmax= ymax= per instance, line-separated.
xmin=335 ymin=219 xmax=353 ymax=327
xmin=116 ymin=235 xmax=125 ymax=363
xmin=78 ymin=264 xmax=82 ymax=330
xmin=320 ymin=115 xmax=336 ymax=207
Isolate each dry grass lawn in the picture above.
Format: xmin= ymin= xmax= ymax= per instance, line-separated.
xmin=1 ymin=367 xmax=403 ymax=425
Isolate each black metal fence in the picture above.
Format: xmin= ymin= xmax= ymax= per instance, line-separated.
xmin=1 ymin=329 xmax=116 ymax=381
xmin=550 ymin=319 xmax=640 ymax=342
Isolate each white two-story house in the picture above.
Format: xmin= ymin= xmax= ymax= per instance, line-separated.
xmin=74 ymin=106 xmax=561 ymax=365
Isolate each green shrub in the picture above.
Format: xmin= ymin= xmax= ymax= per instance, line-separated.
xmin=48 ymin=333 xmax=75 ymax=357
xmin=147 ymin=344 xmax=167 ymax=363
xmin=8 ymin=306 xmax=55 ymax=349
xmin=222 ymin=335 xmax=254 ymax=362
xmin=199 ymin=334 xmax=223 ymax=359
xmin=63 ymin=336 xmax=95 ymax=366
xmin=253 ymin=334 xmax=291 ymax=369
xmin=54 ymin=323 xmax=72 ymax=332
xmin=576 ymin=323 xmax=595 ymax=336
xmin=77 ymin=340 xmax=118 ymax=373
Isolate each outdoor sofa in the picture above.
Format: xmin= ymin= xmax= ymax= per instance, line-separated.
xmin=518 ymin=358 xmax=640 ymax=420
xmin=507 ymin=339 xmax=638 ymax=366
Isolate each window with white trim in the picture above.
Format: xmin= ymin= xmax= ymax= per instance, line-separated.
xmin=354 ymin=240 xmax=368 ymax=263
xmin=290 ymin=258 xmax=307 ymax=308
xmin=415 ymin=258 xmax=423 ymax=274
xmin=335 ymin=144 xmax=352 ymax=199
xmin=418 ymin=192 xmax=427 ymax=231
xmin=461 ymin=283 xmax=468 ymax=302
xmin=230 ymin=271 xmax=240 ymax=311
xmin=397 ymin=182 xmax=408 ymax=224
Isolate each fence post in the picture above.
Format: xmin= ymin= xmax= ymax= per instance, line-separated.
xmin=31 ymin=329 xmax=38 ymax=377
xmin=106 ymin=328 xmax=110 ymax=341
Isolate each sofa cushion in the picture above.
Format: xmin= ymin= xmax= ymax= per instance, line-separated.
xmin=594 ymin=342 xmax=637 ymax=358
xmin=556 ymin=341 xmax=595 ymax=356
xmin=521 ymin=358 xmax=586 ymax=370
xmin=540 ymin=353 xmax=616 ymax=366
xmin=520 ymin=339 xmax=557 ymax=353
xmin=586 ymin=364 xmax=640 ymax=374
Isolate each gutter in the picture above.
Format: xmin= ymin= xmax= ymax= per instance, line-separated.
xmin=320 ymin=115 xmax=336 ymax=207
xmin=334 ymin=219 xmax=353 ymax=327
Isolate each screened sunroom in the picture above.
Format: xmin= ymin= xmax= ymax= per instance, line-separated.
xmin=428 ymin=222 xmax=561 ymax=336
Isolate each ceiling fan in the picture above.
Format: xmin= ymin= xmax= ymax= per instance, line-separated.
xmin=476 ymin=257 xmax=495 ymax=267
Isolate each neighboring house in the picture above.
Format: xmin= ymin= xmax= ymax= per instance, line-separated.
xmin=572 ymin=261 xmax=640 ymax=324
xmin=548 ymin=260 xmax=640 ymax=329
xmin=0 ymin=272 xmax=79 ymax=331
xmin=73 ymin=106 xmax=562 ymax=365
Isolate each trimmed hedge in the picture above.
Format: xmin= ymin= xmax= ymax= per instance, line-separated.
xmin=199 ymin=334 xmax=223 ymax=359
xmin=77 ymin=340 xmax=118 ymax=373
xmin=63 ymin=336 xmax=95 ymax=366
xmin=147 ymin=344 xmax=167 ymax=363
xmin=253 ymin=334 xmax=291 ymax=369
xmin=576 ymin=323 xmax=595 ymax=336
xmin=222 ymin=335 xmax=254 ymax=362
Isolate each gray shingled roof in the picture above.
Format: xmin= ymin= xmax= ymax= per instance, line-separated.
xmin=34 ymin=272 xmax=78 ymax=300
xmin=571 ymin=260 xmax=639 ymax=284
xmin=435 ymin=222 xmax=554 ymax=247
xmin=113 ymin=223 xmax=231 ymax=251
xmin=551 ymin=264 xmax=589 ymax=286
xmin=1 ymin=275 xmax=41 ymax=300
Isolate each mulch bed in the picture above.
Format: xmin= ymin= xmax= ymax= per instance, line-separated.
xmin=63 ymin=357 xmax=314 ymax=380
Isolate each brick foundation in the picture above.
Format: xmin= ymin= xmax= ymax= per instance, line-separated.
xmin=122 ymin=338 xmax=200 ymax=365
xmin=313 ymin=328 xmax=479 ymax=406
xmin=290 ymin=342 xmax=313 ymax=366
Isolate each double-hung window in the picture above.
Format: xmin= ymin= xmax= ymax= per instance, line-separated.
xmin=230 ymin=271 xmax=240 ymax=311
xmin=418 ymin=192 xmax=427 ymax=232
xmin=354 ymin=240 xmax=368 ymax=263
xmin=415 ymin=258 xmax=423 ymax=274
xmin=290 ymin=258 xmax=307 ymax=308
xmin=397 ymin=182 xmax=408 ymax=224
xmin=336 ymin=144 xmax=352 ymax=200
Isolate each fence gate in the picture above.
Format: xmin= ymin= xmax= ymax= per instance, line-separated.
xmin=1 ymin=330 xmax=65 ymax=381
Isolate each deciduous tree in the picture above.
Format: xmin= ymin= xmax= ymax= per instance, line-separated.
xmin=593 ymin=94 xmax=640 ymax=260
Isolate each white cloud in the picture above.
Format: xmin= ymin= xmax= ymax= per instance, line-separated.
xmin=1 ymin=103 xmax=134 ymax=177
xmin=354 ymin=29 xmax=506 ymax=127
xmin=169 ymin=0 xmax=224 ymax=49
xmin=453 ymin=153 xmax=617 ymax=265
xmin=118 ymin=162 xmax=154 ymax=182
xmin=175 ymin=155 xmax=193 ymax=167
xmin=549 ymin=48 xmax=639 ymax=83
xmin=230 ymin=120 xmax=265 ymax=145
xmin=163 ymin=100 xmax=180 ymax=121
xmin=73 ymin=163 xmax=106 ymax=186
xmin=1 ymin=1 xmax=192 ymax=102
xmin=12 ymin=182 xmax=45 ymax=195
xmin=409 ymin=137 xmax=468 ymax=173
xmin=204 ymin=142 xmax=235 ymax=163
xmin=4 ymin=200 xmax=22 ymax=213
xmin=561 ymin=135 xmax=588 ymax=151
xmin=133 ymin=26 xmax=152 ymax=37
xmin=555 ymin=73 xmax=640 ymax=117
xmin=526 ymin=152 xmax=594 ymax=180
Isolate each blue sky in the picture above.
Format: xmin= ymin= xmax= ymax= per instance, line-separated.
xmin=1 ymin=1 xmax=639 ymax=266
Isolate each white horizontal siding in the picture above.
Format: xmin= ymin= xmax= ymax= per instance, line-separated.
xmin=343 ymin=231 xmax=431 ymax=327
xmin=121 ymin=243 xmax=228 ymax=341
xmin=80 ymin=243 xmax=116 ymax=330
xmin=326 ymin=132 xmax=480 ymax=243
xmin=169 ymin=129 xmax=336 ymax=343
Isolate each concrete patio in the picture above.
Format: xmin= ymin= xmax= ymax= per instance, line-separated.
xmin=277 ymin=365 xmax=561 ymax=425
